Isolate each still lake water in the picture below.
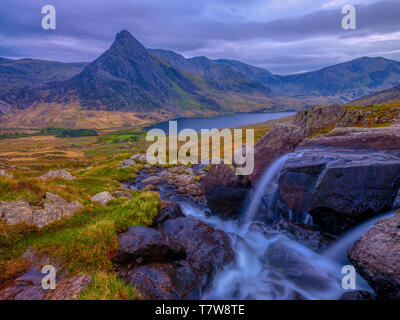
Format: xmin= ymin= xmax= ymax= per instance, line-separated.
xmin=145 ymin=112 xmax=294 ymax=132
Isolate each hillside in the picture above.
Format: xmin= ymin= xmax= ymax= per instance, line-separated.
xmin=0 ymin=58 xmax=88 ymax=87
xmin=350 ymin=84 xmax=400 ymax=106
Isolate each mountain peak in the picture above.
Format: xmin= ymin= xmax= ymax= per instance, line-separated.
xmin=111 ymin=29 xmax=145 ymax=52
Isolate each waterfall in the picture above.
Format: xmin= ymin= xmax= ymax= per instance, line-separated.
xmin=175 ymin=155 xmax=380 ymax=299
xmin=240 ymin=154 xmax=289 ymax=229
xmin=324 ymin=211 xmax=395 ymax=264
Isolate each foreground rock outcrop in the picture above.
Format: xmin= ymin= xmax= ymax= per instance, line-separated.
xmin=294 ymin=104 xmax=346 ymax=137
xmin=349 ymin=213 xmax=400 ymax=300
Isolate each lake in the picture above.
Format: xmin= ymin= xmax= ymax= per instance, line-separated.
xmin=144 ymin=112 xmax=294 ymax=132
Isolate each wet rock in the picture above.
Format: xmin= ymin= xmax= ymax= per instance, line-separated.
xmin=278 ymin=150 xmax=400 ymax=234
xmin=113 ymin=190 xmax=133 ymax=199
xmin=39 ymin=169 xmax=75 ymax=181
xmin=115 ymin=226 xmax=186 ymax=266
xmin=338 ymin=290 xmax=373 ymax=300
xmin=0 ymin=201 xmax=33 ymax=226
xmin=120 ymin=261 xmax=199 ymax=300
xmin=160 ymin=217 xmax=234 ymax=287
xmin=348 ymin=214 xmax=400 ymax=300
xmin=91 ymin=191 xmax=114 ymax=206
xmin=152 ymin=200 xmax=185 ymax=228
xmin=32 ymin=193 xmax=83 ymax=228
xmin=200 ymin=164 xmax=249 ymax=219
xmin=119 ymin=159 xmax=136 ymax=168
xmin=278 ymin=220 xmax=336 ymax=253
xmin=294 ymin=104 xmax=346 ymax=137
xmin=0 ymin=169 xmax=13 ymax=178
xmin=250 ymin=124 xmax=303 ymax=183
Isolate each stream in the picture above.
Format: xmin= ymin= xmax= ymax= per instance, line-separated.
xmin=129 ymin=155 xmax=393 ymax=300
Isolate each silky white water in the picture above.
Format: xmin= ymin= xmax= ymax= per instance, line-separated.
xmin=179 ymin=155 xmax=377 ymax=300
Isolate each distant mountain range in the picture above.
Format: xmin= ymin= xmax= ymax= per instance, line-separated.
xmin=0 ymin=29 xmax=400 ymax=127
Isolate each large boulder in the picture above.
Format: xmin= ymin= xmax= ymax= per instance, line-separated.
xmin=200 ymin=164 xmax=249 ymax=219
xmin=119 ymin=217 xmax=234 ymax=300
xmin=278 ymin=150 xmax=400 ymax=234
xmin=159 ymin=217 xmax=234 ymax=287
xmin=293 ymin=104 xmax=346 ymax=137
xmin=348 ymin=214 xmax=400 ymax=300
xmin=114 ymin=226 xmax=186 ymax=266
xmin=120 ymin=261 xmax=199 ymax=300
xmin=250 ymin=124 xmax=303 ymax=184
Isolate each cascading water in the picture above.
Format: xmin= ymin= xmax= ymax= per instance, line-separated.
xmin=240 ymin=154 xmax=289 ymax=229
xmin=179 ymin=155 xmax=377 ymax=300
xmin=324 ymin=211 xmax=395 ymax=264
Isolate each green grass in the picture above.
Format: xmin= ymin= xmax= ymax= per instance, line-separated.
xmin=78 ymin=271 xmax=141 ymax=300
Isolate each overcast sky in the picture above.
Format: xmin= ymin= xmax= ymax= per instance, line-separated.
xmin=0 ymin=0 xmax=399 ymax=74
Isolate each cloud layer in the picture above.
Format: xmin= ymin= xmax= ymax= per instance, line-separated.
xmin=0 ymin=0 xmax=399 ymax=74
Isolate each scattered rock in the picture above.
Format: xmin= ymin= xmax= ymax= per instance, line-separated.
xmin=39 ymin=169 xmax=75 ymax=181
xmin=115 ymin=226 xmax=186 ymax=267
xmin=0 ymin=169 xmax=13 ymax=178
xmin=119 ymin=159 xmax=136 ymax=168
xmin=91 ymin=191 xmax=114 ymax=206
xmin=200 ymin=164 xmax=249 ymax=219
xmin=130 ymin=153 xmax=147 ymax=163
xmin=113 ymin=190 xmax=133 ymax=199
xmin=348 ymin=214 xmax=400 ymax=300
